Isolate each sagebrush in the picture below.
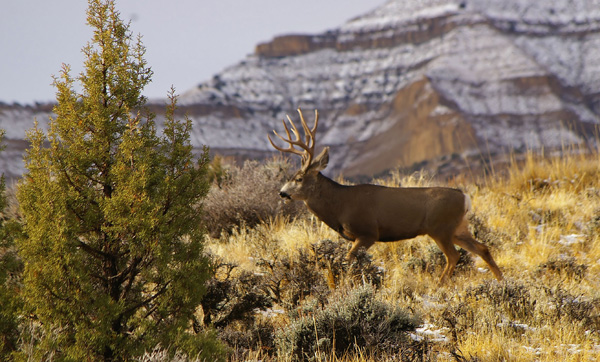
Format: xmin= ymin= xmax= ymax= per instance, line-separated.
xmin=203 ymin=159 xmax=304 ymax=237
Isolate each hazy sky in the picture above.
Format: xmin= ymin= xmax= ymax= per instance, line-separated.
xmin=1 ymin=0 xmax=385 ymax=105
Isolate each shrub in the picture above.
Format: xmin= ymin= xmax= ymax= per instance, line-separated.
xmin=198 ymin=256 xmax=277 ymax=358
xmin=467 ymin=213 xmax=508 ymax=249
xmin=258 ymin=239 xmax=385 ymax=309
xmin=536 ymin=256 xmax=587 ymax=281
xmin=588 ymin=209 xmax=600 ymax=236
xmin=218 ymin=319 xmax=276 ymax=360
xmin=258 ymin=245 xmax=330 ymax=309
xmin=136 ymin=347 xmax=196 ymax=362
xmin=311 ymin=239 xmax=385 ymax=289
xmin=439 ymin=301 xmax=477 ymax=344
xmin=542 ymin=286 xmax=600 ymax=331
xmin=276 ymin=284 xmax=421 ymax=361
xmin=465 ymin=280 xmax=536 ymax=322
xmin=200 ymin=258 xmax=273 ymax=329
xmin=202 ymin=159 xmax=305 ymax=237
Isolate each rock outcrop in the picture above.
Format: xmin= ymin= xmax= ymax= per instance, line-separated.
xmin=2 ymin=0 xmax=599 ymax=180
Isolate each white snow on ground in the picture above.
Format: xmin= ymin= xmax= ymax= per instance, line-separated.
xmin=558 ymin=234 xmax=586 ymax=246
xmin=410 ymin=323 xmax=450 ymax=343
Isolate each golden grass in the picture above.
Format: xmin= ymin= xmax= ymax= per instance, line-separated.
xmin=206 ymin=150 xmax=600 ymax=361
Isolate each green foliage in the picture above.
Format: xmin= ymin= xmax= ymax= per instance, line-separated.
xmin=276 ymin=284 xmax=421 ymax=361
xmin=15 ymin=1 xmax=219 ymax=360
xmin=206 ymin=155 xmax=228 ymax=189
xmin=0 ymin=130 xmax=24 ymax=358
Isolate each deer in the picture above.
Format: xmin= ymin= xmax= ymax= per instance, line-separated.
xmin=268 ymin=108 xmax=503 ymax=284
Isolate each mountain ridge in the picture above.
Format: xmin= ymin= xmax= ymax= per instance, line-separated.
xmin=2 ymin=0 xmax=599 ymax=180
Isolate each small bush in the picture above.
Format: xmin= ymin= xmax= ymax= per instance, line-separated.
xmin=542 ymin=286 xmax=600 ymax=331
xmin=258 ymin=239 xmax=385 ymax=309
xmin=199 ymin=240 xmax=388 ymax=359
xmin=258 ymin=246 xmax=330 ymax=309
xmin=276 ymin=284 xmax=421 ymax=361
xmin=429 ymin=245 xmax=472 ymax=273
xmin=587 ymin=209 xmax=600 ymax=236
xmin=536 ymin=256 xmax=587 ymax=281
xmin=199 ymin=257 xmax=277 ymax=358
xmin=439 ymin=301 xmax=477 ymax=344
xmin=202 ymin=159 xmax=305 ymax=237
xmin=466 ymin=280 xmax=535 ymax=321
xmin=200 ymin=258 xmax=273 ymax=329
xmin=218 ymin=319 xmax=276 ymax=360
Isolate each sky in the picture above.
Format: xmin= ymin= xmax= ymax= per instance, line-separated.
xmin=1 ymin=0 xmax=385 ymax=105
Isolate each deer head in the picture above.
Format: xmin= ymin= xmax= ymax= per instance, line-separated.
xmin=268 ymin=109 xmax=329 ymax=202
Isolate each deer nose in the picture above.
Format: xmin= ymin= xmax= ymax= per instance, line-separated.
xmin=279 ymin=191 xmax=291 ymax=199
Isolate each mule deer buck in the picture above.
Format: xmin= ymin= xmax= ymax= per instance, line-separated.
xmin=268 ymin=109 xmax=503 ymax=283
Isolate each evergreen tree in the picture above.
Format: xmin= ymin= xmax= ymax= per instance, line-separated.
xmin=0 ymin=130 xmax=23 ymax=357
xmin=16 ymin=1 xmax=219 ymax=360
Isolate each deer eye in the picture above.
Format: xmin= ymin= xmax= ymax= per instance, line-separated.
xmin=295 ymin=177 xmax=303 ymax=182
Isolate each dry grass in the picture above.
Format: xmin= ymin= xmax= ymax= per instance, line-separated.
xmin=204 ymin=150 xmax=600 ymax=361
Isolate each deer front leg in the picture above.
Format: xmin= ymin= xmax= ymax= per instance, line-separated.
xmin=453 ymin=218 xmax=504 ymax=281
xmin=453 ymin=233 xmax=504 ymax=281
xmin=345 ymin=237 xmax=375 ymax=260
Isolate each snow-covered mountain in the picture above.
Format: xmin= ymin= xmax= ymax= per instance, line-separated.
xmin=2 ymin=0 xmax=600 ymax=180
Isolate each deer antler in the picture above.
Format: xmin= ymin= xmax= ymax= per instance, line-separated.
xmin=268 ymin=108 xmax=319 ymax=166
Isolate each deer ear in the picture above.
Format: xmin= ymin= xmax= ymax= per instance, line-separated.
xmin=306 ymin=147 xmax=329 ymax=173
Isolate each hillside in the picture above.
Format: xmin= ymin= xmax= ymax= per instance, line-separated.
xmin=2 ymin=0 xmax=600 ymax=180
xmin=197 ymin=151 xmax=600 ymax=361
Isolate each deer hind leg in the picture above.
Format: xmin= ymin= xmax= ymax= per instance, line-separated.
xmin=431 ymin=235 xmax=461 ymax=284
xmin=345 ymin=237 xmax=375 ymax=260
xmin=453 ymin=220 xmax=504 ymax=281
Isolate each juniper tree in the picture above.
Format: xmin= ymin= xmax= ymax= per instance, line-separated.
xmin=0 ymin=130 xmax=22 ymax=357
xmin=16 ymin=1 xmax=220 ymax=360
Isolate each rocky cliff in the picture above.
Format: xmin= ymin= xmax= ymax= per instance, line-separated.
xmin=2 ymin=0 xmax=600 ymax=180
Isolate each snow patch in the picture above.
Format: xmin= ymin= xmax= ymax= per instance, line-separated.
xmin=410 ymin=323 xmax=450 ymax=343
xmin=558 ymin=234 xmax=585 ymax=246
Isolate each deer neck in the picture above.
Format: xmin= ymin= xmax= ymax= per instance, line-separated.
xmin=304 ymin=173 xmax=345 ymax=227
